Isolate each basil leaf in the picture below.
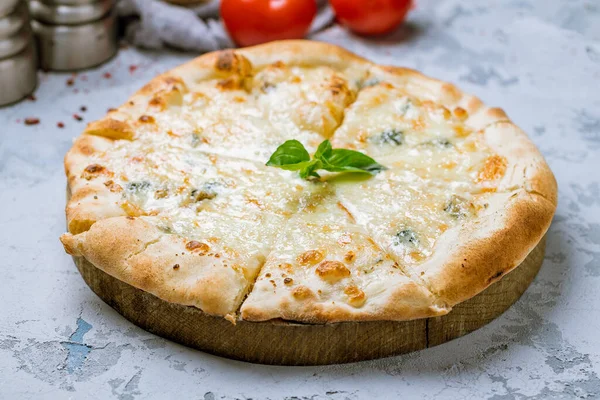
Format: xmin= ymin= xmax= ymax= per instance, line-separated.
xmin=321 ymin=148 xmax=386 ymax=174
xmin=266 ymin=140 xmax=310 ymax=167
xmin=275 ymin=160 xmax=317 ymax=172
xmin=299 ymin=160 xmax=322 ymax=179
xmin=266 ymin=139 xmax=386 ymax=179
xmin=314 ymin=139 xmax=332 ymax=159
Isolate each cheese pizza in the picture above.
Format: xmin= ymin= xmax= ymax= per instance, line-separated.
xmin=60 ymin=41 xmax=556 ymax=323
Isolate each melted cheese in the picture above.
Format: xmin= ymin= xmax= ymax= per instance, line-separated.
xmin=242 ymin=189 xmax=423 ymax=317
xmin=328 ymin=81 xmax=498 ymax=274
xmin=79 ymin=55 xmax=508 ymax=319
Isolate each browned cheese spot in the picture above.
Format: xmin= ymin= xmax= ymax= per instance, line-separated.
xmin=316 ymin=261 xmax=351 ymax=283
xmin=81 ymin=164 xmax=106 ymax=180
xmin=297 ymin=250 xmax=325 ymax=266
xmin=85 ymin=119 xmax=134 ymax=140
xmin=216 ymin=78 xmax=238 ymax=90
xmin=453 ymin=107 xmax=468 ymax=120
xmin=279 ymin=263 xmax=293 ymax=273
xmin=121 ymin=202 xmax=146 ymax=217
xmin=214 ymin=50 xmax=253 ymax=91
xmin=442 ymin=106 xmax=452 ymax=120
xmin=344 ymin=285 xmax=366 ymax=307
xmin=292 ymin=286 xmax=314 ymax=300
xmin=344 ymin=251 xmax=355 ymax=262
xmin=215 ymin=50 xmax=237 ymax=72
xmin=328 ymin=75 xmax=352 ymax=99
xmin=138 ymin=115 xmax=155 ymax=123
xmin=478 ymin=155 xmax=508 ymax=182
xmin=154 ymin=189 xmax=168 ymax=199
xmin=185 ymin=240 xmax=210 ymax=254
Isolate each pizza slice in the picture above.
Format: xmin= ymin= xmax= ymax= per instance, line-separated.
xmin=61 ymin=210 xmax=283 ymax=317
xmin=64 ymin=134 xmax=317 ymax=230
xmin=240 ymin=186 xmax=447 ymax=323
xmin=83 ymin=47 xmax=367 ymax=163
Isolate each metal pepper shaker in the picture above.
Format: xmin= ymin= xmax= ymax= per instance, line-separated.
xmin=29 ymin=0 xmax=118 ymax=71
xmin=0 ymin=0 xmax=38 ymax=106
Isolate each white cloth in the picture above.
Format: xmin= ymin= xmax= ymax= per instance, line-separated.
xmin=117 ymin=0 xmax=335 ymax=53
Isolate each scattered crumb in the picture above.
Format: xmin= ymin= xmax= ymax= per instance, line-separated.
xmin=24 ymin=117 xmax=40 ymax=125
xmin=57 ymin=122 xmax=65 ymax=128
xmin=73 ymin=114 xmax=83 ymax=122
xmin=80 ymin=106 xmax=87 ymax=112
xmin=103 ymin=72 xmax=112 ymax=79
xmin=66 ymin=78 xmax=75 ymax=86
xmin=129 ymin=65 xmax=138 ymax=73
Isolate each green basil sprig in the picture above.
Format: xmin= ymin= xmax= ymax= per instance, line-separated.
xmin=266 ymin=139 xmax=386 ymax=179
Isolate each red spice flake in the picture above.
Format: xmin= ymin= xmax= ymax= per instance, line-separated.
xmin=103 ymin=72 xmax=112 ymax=79
xmin=80 ymin=106 xmax=87 ymax=112
xmin=129 ymin=65 xmax=138 ymax=73
xmin=57 ymin=122 xmax=65 ymax=128
xmin=24 ymin=117 xmax=40 ymax=125
xmin=66 ymin=78 xmax=75 ymax=86
xmin=73 ymin=114 xmax=83 ymax=122
xmin=27 ymin=94 xmax=36 ymax=101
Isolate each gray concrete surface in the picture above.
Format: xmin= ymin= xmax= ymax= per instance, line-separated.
xmin=1 ymin=0 xmax=599 ymax=398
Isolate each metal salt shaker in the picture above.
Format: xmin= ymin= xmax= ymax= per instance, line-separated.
xmin=0 ymin=0 xmax=38 ymax=106
xmin=30 ymin=0 xmax=118 ymax=71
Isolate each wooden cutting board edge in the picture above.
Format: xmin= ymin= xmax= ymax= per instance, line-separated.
xmin=71 ymin=236 xmax=545 ymax=366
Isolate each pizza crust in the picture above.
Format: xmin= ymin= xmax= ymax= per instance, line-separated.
xmin=61 ymin=216 xmax=251 ymax=316
xmin=417 ymin=190 xmax=555 ymax=306
xmin=60 ymin=40 xmax=557 ymax=323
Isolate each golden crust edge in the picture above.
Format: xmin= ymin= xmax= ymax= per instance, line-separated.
xmin=419 ymin=191 xmax=555 ymax=307
xmin=60 ymin=216 xmax=249 ymax=316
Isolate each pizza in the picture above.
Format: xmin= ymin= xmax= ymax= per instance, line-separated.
xmin=60 ymin=40 xmax=557 ymax=324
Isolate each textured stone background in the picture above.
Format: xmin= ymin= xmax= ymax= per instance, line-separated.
xmin=1 ymin=0 xmax=599 ymax=398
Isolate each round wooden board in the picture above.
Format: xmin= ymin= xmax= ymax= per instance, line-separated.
xmin=72 ymin=237 xmax=545 ymax=366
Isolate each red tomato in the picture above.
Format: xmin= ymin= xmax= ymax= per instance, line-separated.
xmin=329 ymin=0 xmax=413 ymax=36
xmin=220 ymin=0 xmax=318 ymax=47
